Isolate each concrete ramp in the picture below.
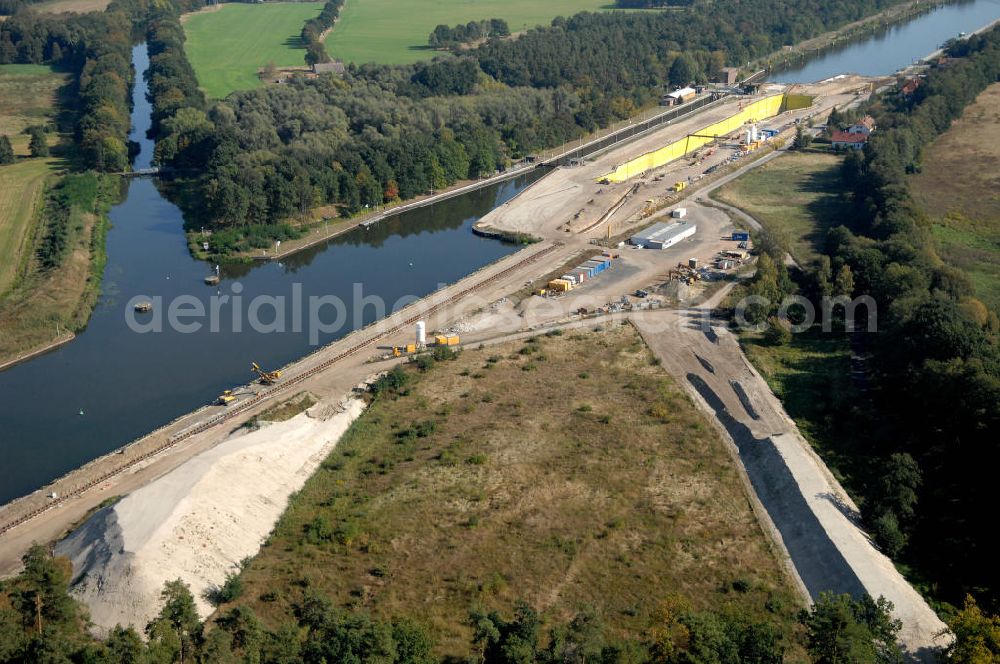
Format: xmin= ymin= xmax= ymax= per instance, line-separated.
xmin=633 ymin=312 xmax=950 ymax=662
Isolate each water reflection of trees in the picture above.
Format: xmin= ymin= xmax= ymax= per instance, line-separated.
xmin=279 ymin=173 xmax=536 ymax=272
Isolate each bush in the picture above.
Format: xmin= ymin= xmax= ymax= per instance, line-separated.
xmin=371 ymin=366 xmax=410 ymax=398
xmin=871 ymin=511 xmax=907 ymax=558
xmin=0 ymin=135 xmax=13 ymax=164
xmin=27 ymin=125 xmax=49 ymax=157
xmin=207 ymin=569 xmax=245 ymax=605
xmin=304 ymin=515 xmax=335 ymax=544
xmin=764 ymin=318 xmax=792 ymax=345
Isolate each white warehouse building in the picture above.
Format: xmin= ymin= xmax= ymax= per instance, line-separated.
xmin=629 ymin=220 xmax=696 ymax=250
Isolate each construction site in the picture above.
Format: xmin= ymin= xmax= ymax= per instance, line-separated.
xmin=0 ymin=67 xmax=952 ymax=661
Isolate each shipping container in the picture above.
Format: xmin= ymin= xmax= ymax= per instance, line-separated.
xmin=548 ymin=279 xmax=572 ymax=292
xmin=732 ymin=231 xmax=750 ymax=241
xmin=406 ymin=344 xmax=416 ymax=353
xmin=672 ymin=208 xmax=688 ymax=219
xmin=447 ymin=336 xmax=460 ymax=346
xmin=435 ymin=335 xmax=448 ymax=346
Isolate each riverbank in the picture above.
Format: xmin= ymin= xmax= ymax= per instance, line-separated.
xmin=0 ymin=238 xmax=569 ymax=572
xmin=202 ymin=162 xmax=540 ymax=263
xmin=192 ymin=92 xmax=727 ymax=264
xmin=0 ymin=174 xmax=117 ymax=369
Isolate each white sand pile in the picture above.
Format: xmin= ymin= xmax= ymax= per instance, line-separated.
xmin=56 ymin=397 xmax=365 ymax=633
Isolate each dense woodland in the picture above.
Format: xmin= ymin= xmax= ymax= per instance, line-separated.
xmin=0 ymin=7 xmax=134 ymax=171
xmin=742 ymin=27 xmax=1000 ymax=609
xmin=146 ymin=0 xmax=915 ymax=244
xmin=428 ymin=18 xmax=510 ymax=50
xmin=0 ymin=0 xmax=213 ymax=171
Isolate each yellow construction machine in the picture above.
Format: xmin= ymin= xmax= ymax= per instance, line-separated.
xmin=217 ymin=390 xmax=236 ymax=406
xmin=251 ymin=362 xmax=282 ymax=385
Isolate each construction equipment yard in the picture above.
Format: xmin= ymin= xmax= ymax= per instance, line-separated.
xmin=475 ymin=76 xmax=871 ymax=245
xmin=0 ymin=69 xmax=950 ymax=660
xmin=0 ymin=75 xmax=873 ymax=567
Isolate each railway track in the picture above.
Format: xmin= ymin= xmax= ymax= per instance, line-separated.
xmin=0 ymin=243 xmax=561 ymax=538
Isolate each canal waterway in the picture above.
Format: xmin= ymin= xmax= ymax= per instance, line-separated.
xmin=771 ymin=0 xmax=1000 ymax=82
xmin=2 ymin=0 xmax=999 ymax=506
xmin=0 ymin=44 xmax=540 ymax=505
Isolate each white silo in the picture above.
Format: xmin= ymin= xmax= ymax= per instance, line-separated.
xmin=416 ymin=321 xmax=426 ymax=347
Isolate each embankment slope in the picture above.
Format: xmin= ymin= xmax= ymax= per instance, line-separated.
xmin=56 ymin=397 xmax=365 ymax=632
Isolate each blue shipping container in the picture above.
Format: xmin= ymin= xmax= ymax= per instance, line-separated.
xmin=732 ymin=231 xmax=750 ymax=241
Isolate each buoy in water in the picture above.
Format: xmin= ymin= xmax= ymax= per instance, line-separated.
xmin=78 ymin=409 xmax=84 ymax=416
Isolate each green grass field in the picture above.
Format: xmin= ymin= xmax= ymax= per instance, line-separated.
xmin=327 ymin=0 xmax=612 ymax=65
xmin=911 ymin=83 xmax=1000 ymax=312
xmin=230 ymin=326 xmax=803 ymax=657
xmin=0 ymin=64 xmax=68 ymax=295
xmin=183 ymin=2 xmax=324 ymax=99
xmin=0 ymin=160 xmax=55 ymax=296
xmin=713 ymin=149 xmax=849 ymax=266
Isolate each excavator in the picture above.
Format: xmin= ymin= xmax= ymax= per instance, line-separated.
xmin=251 ymin=362 xmax=282 ymax=385
xmin=217 ymin=390 xmax=236 ymax=406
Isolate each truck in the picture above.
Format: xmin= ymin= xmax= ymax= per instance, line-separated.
xmin=671 ymin=208 xmax=687 ymax=219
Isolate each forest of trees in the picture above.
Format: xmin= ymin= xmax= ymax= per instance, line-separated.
xmin=0 ymin=8 xmax=134 ymax=171
xmin=146 ymin=0 xmax=915 ymax=241
xmin=428 ymin=18 xmax=510 ymax=50
xmin=0 ymin=0 xmax=211 ymax=171
xmin=7 ymin=544 xmax=980 ymax=664
xmin=834 ymin=28 xmax=1000 ymax=606
xmin=740 ymin=26 xmax=1000 ymax=607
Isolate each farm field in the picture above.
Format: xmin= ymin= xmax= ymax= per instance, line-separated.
xmin=0 ymin=173 xmax=113 ymax=364
xmin=183 ymin=2 xmax=324 ymax=99
xmin=0 ymin=64 xmax=68 ymax=295
xmin=0 ymin=160 xmax=55 ymax=297
xmin=911 ymin=82 xmax=1000 ymax=312
xmin=712 ymin=149 xmax=849 ymax=266
xmin=326 ymin=0 xmax=611 ymax=65
xmin=228 ymin=324 xmax=804 ymax=658
xmin=33 ymin=0 xmax=110 ymax=13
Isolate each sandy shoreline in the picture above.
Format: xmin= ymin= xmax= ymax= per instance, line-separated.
xmin=56 ymin=396 xmax=365 ymax=632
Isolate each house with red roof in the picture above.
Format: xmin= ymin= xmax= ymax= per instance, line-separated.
xmin=831 ymin=130 xmax=869 ymax=149
xmin=831 ymin=114 xmax=876 ymax=149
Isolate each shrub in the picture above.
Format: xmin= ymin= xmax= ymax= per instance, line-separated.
xmin=304 ymin=516 xmax=334 ymax=544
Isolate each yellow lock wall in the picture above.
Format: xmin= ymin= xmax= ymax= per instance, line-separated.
xmin=598 ymin=94 xmax=807 ymax=183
